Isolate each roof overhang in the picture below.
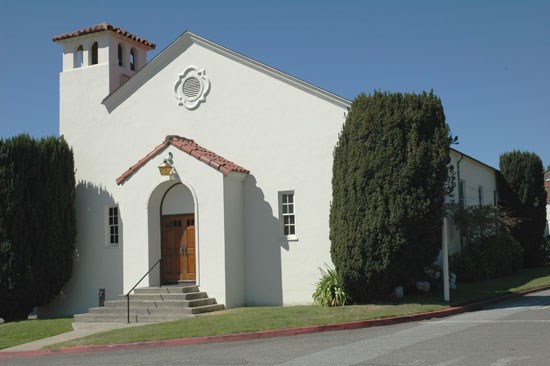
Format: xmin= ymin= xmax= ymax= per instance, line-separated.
xmin=116 ymin=135 xmax=249 ymax=185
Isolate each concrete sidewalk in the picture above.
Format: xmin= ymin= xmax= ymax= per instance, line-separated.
xmin=0 ymin=321 xmax=147 ymax=352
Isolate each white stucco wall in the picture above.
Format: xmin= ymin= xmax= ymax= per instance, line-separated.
xmin=223 ymin=173 xmax=246 ymax=308
xmin=446 ymin=149 xmax=498 ymax=255
xmin=95 ymin=39 xmax=346 ymax=308
xmin=162 ymin=183 xmax=195 ymax=215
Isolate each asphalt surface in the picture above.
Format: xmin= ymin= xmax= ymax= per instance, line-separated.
xmin=3 ymin=289 xmax=550 ymax=365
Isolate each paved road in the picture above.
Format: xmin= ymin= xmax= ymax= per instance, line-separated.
xmin=4 ymin=290 xmax=550 ymax=365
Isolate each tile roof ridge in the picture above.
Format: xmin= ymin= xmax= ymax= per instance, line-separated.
xmin=116 ymin=136 xmax=249 ymax=185
xmin=52 ymin=23 xmax=156 ymax=50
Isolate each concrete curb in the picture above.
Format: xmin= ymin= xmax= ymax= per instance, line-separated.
xmin=2 ymin=285 xmax=550 ymax=359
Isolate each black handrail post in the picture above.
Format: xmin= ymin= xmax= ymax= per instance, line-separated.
xmin=125 ymin=257 xmax=162 ymax=324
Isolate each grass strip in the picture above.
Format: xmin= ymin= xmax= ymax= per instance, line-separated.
xmin=48 ymin=303 xmax=446 ymax=348
xmin=45 ymin=266 xmax=550 ymax=349
xmin=0 ymin=318 xmax=73 ymax=350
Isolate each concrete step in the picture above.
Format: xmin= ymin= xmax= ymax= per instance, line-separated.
xmin=74 ymin=313 xmax=195 ymax=323
xmin=74 ymin=284 xmax=223 ymax=323
xmin=133 ymin=285 xmax=200 ymax=294
xmin=120 ymin=292 xmax=207 ymax=301
xmin=104 ymin=297 xmax=217 ymax=308
xmin=89 ymin=307 xmax=197 ymax=315
xmin=187 ymin=303 xmax=225 ymax=314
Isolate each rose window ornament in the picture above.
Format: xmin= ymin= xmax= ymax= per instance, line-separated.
xmin=174 ymin=66 xmax=211 ymax=110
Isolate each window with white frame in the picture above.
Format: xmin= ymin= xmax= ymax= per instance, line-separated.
xmin=478 ymin=185 xmax=484 ymax=206
xmin=107 ymin=206 xmax=120 ymax=246
xmin=279 ymin=191 xmax=296 ymax=238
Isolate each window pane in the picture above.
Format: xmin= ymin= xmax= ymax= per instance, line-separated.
xmin=290 ymin=216 xmax=295 ymax=225
xmin=289 ymin=226 xmax=295 ymax=235
xmin=284 ymin=226 xmax=289 ymax=235
xmin=283 ymin=205 xmax=288 ymax=214
xmin=282 ymin=194 xmax=288 ymax=204
xmin=288 ymin=205 xmax=294 ymax=214
xmin=288 ymin=194 xmax=293 ymax=203
xmin=284 ymin=216 xmax=290 ymax=225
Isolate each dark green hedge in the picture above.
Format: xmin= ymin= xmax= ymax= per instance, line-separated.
xmin=0 ymin=134 xmax=76 ymax=321
xmin=499 ymin=151 xmax=546 ymax=267
xmin=330 ymin=91 xmax=451 ymax=302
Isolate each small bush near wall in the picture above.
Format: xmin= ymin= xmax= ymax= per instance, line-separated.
xmin=451 ymin=232 xmax=523 ymax=282
xmin=0 ymin=135 xmax=76 ymax=322
xmin=312 ymin=266 xmax=349 ymax=307
xmin=449 ymin=204 xmax=523 ymax=282
xmin=543 ymin=237 xmax=550 ymax=266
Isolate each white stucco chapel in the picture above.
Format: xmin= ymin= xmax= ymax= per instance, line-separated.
xmin=41 ymin=23 xmax=499 ymax=317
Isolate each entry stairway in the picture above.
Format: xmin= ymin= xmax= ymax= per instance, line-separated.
xmin=74 ymin=285 xmax=224 ymax=323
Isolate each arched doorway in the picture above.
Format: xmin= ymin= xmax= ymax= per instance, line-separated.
xmin=159 ymin=183 xmax=196 ymax=283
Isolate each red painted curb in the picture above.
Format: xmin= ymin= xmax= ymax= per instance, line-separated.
xmin=1 ymin=285 xmax=549 ymax=359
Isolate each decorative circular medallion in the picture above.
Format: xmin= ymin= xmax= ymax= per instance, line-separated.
xmin=174 ymin=66 xmax=210 ymax=110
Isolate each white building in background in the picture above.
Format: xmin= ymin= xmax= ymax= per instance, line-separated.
xmin=41 ymin=23 xmax=498 ymax=316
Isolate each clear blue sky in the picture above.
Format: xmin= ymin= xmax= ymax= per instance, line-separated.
xmin=0 ymin=0 xmax=548 ymax=169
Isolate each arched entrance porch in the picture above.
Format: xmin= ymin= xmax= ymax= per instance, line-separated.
xmin=147 ymin=181 xmax=198 ymax=286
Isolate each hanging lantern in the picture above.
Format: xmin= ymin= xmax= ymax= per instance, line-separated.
xmin=158 ymin=152 xmax=174 ymax=176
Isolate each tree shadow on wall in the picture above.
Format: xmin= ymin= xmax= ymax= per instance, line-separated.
xmin=244 ymin=176 xmax=283 ymax=306
xmin=39 ymin=181 xmax=123 ymax=317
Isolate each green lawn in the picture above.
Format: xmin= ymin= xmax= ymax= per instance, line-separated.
xmin=0 ymin=318 xmax=73 ymax=350
xmin=48 ymin=267 xmax=550 ymax=349
xmin=2 ymin=268 xmax=546 ymax=350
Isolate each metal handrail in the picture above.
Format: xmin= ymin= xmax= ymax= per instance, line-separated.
xmin=125 ymin=257 xmax=162 ymax=323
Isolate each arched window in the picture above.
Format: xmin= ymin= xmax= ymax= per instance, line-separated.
xmin=91 ymin=42 xmax=98 ymax=65
xmin=75 ymin=45 xmax=84 ymax=68
xmin=117 ymin=44 xmax=123 ymax=67
xmin=130 ymin=48 xmax=136 ymax=71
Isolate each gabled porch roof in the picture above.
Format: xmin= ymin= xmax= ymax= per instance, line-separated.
xmin=116 ymin=135 xmax=249 ymax=185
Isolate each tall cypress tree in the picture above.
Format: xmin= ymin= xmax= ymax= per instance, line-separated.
xmin=499 ymin=151 xmax=546 ymax=267
xmin=330 ymin=91 xmax=451 ymax=302
xmin=0 ymin=135 xmax=76 ymax=321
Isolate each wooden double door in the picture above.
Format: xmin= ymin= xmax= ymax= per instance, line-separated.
xmin=161 ymin=214 xmax=196 ymax=282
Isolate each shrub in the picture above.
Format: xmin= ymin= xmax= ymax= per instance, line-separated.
xmin=312 ymin=266 xmax=349 ymax=307
xmin=330 ymin=91 xmax=452 ymax=302
xmin=0 ymin=135 xmax=76 ymax=322
xmin=451 ymin=231 xmax=523 ymax=282
xmin=543 ymin=236 xmax=550 ymax=265
xmin=499 ymin=151 xmax=546 ymax=267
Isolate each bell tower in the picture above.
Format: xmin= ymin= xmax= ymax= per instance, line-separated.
xmin=52 ymin=23 xmax=155 ymax=140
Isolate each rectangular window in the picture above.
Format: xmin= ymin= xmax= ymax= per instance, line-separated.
xmin=478 ymin=185 xmax=484 ymax=206
xmin=107 ymin=206 xmax=119 ymax=246
xmin=279 ymin=191 xmax=297 ymax=239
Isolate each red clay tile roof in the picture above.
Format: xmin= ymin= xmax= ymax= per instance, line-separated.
xmin=52 ymin=23 xmax=156 ymax=50
xmin=116 ymin=135 xmax=249 ymax=185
